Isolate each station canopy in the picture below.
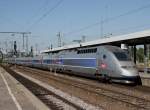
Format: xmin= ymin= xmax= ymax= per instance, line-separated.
xmin=42 ymin=29 xmax=150 ymax=53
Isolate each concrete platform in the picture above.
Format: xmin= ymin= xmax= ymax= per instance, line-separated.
xmin=139 ymin=72 xmax=150 ymax=87
xmin=0 ymin=66 xmax=49 ymax=110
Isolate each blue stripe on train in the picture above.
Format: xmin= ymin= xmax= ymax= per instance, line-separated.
xmin=43 ymin=58 xmax=97 ymax=68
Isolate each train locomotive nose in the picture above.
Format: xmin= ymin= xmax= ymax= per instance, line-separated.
xmin=121 ymin=68 xmax=142 ymax=85
xmin=121 ymin=67 xmax=138 ymax=76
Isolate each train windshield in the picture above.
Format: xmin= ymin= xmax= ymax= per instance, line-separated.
xmin=113 ymin=52 xmax=131 ymax=61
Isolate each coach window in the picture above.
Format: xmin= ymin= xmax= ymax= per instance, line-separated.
xmin=83 ymin=50 xmax=85 ymax=53
xmin=89 ymin=49 xmax=92 ymax=53
xmin=91 ymin=49 xmax=93 ymax=53
xmin=79 ymin=50 xmax=81 ymax=54
xmin=88 ymin=49 xmax=91 ymax=53
xmin=90 ymin=49 xmax=92 ymax=53
xmin=86 ymin=49 xmax=88 ymax=53
xmin=80 ymin=50 xmax=82 ymax=54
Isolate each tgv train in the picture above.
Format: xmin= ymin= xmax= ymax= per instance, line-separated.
xmin=7 ymin=45 xmax=142 ymax=85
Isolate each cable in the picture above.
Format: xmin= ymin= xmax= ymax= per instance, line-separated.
xmin=113 ymin=23 xmax=150 ymax=35
xmin=27 ymin=0 xmax=64 ymax=31
xmin=103 ymin=3 xmax=150 ymax=23
xmin=26 ymin=0 xmax=50 ymax=24
xmin=65 ymin=3 xmax=150 ymax=36
xmin=64 ymin=22 xmax=101 ymax=36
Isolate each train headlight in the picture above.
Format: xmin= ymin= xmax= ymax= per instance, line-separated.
xmin=121 ymin=68 xmax=138 ymax=76
xmin=100 ymin=63 xmax=107 ymax=69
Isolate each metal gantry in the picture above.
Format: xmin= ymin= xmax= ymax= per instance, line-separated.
xmin=0 ymin=32 xmax=31 ymax=52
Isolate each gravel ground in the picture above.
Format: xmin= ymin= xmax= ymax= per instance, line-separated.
xmin=13 ymin=68 xmax=103 ymax=110
xmin=11 ymin=66 xmax=150 ymax=110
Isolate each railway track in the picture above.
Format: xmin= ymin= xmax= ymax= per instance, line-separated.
xmin=5 ymin=65 xmax=150 ymax=110
xmin=2 ymin=65 xmax=86 ymax=110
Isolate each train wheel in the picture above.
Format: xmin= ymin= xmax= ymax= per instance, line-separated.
xmin=102 ymin=74 xmax=111 ymax=83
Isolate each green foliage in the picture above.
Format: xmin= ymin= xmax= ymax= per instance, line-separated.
xmin=136 ymin=48 xmax=144 ymax=63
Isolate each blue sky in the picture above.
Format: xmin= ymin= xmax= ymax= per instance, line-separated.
xmin=0 ymin=0 xmax=150 ymax=51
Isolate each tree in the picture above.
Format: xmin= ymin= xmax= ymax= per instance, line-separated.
xmin=136 ymin=48 xmax=144 ymax=63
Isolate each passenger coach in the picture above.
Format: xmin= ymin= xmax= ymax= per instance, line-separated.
xmin=8 ymin=45 xmax=142 ymax=85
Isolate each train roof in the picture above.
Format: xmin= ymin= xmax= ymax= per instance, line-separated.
xmin=42 ymin=29 xmax=150 ymax=53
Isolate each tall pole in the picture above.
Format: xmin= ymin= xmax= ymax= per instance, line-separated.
xmin=26 ymin=36 xmax=28 ymax=53
xmin=51 ymin=44 xmax=53 ymax=50
xmin=57 ymin=32 xmax=61 ymax=47
xmin=4 ymin=41 xmax=8 ymax=53
xmin=101 ymin=17 xmax=103 ymax=38
xmin=23 ymin=33 xmax=25 ymax=51
xmin=133 ymin=45 xmax=136 ymax=64
xmin=144 ymin=44 xmax=148 ymax=73
xmin=0 ymin=32 xmax=31 ymax=54
xmin=82 ymin=36 xmax=86 ymax=42
xmin=35 ymin=43 xmax=38 ymax=56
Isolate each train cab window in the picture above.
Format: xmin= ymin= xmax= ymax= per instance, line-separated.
xmin=113 ymin=52 xmax=131 ymax=61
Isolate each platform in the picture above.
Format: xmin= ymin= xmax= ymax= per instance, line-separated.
xmin=0 ymin=66 xmax=49 ymax=110
xmin=139 ymin=72 xmax=150 ymax=87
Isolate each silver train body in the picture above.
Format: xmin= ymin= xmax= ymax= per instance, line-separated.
xmin=7 ymin=45 xmax=142 ymax=85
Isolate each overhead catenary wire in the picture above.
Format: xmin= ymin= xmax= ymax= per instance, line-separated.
xmin=64 ymin=3 xmax=150 ymax=36
xmin=26 ymin=0 xmax=64 ymax=31
xmin=26 ymin=0 xmax=50 ymax=25
xmin=113 ymin=23 xmax=150 ymax=35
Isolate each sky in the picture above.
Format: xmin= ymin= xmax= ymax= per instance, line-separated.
xmin=0 ymin=0 xmax=150 ymax=52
